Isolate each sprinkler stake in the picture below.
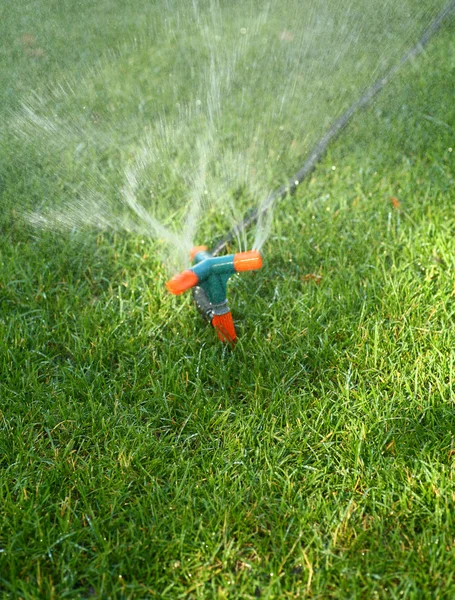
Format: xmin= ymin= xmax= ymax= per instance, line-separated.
xmin=166 ymin=246 xmax=262 ymax=344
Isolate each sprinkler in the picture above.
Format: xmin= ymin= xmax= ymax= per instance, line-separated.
xmin=166 ymin=1 xmax=454 ymax=345
xmin=166 ymin=246 xmax=262 ymax=344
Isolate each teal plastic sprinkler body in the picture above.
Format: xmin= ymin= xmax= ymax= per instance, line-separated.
xmin=166 ymin=246 xmax=262 ymax=343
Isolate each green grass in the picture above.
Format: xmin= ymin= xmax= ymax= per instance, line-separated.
xmin=1 ymin=1 xmax=455 ymax=598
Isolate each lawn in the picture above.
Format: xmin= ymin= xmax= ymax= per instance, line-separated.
xmin=1 ymin=1 xmax=455 ymax=598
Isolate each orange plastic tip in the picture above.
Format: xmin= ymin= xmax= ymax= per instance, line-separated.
xmin=190 ymin=245 xmax=208 ymax=261
xmin=165 ymin=269 xmax=199 ymax=295
xmin=212 ymin=311 xmax=237 ymax=344
xmin=233 ymin=250 xmax=262 ymax=272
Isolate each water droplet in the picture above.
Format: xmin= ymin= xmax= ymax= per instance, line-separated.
xmin=240 ymin=28 xmax=247 ymax=35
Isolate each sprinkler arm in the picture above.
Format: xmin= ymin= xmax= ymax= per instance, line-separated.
xmin=166 ymin=247 xmax=262 ymax=343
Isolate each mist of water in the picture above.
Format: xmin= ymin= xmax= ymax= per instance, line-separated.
xmin=6 ymin=0 xmax=448 ymax=272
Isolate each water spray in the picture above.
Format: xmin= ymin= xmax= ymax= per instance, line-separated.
xmin=166 ymin=247 xmax=262 ymax=344
xmin=212 ymin=0 xmax=455 ymax=256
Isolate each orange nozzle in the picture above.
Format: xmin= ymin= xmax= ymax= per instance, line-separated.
xmin=166 ymin=269 xmax=199 ymax=295
xmin=212 ymin=311 xmax=237 ymax=344
xmin=190 ymin=245 xmax=208 ymax=261
xmin=233 ymin=250 xmax=262 ymax=272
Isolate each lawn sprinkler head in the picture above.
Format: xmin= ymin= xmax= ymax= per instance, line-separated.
xmin=166 ymin=246 xmax=262 ymax=344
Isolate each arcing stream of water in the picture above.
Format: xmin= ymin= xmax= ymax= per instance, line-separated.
xmin=6 ymin=0 xmax=451 ymax=274
xmin=213 ymin=0 xmax=455 ymax=256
